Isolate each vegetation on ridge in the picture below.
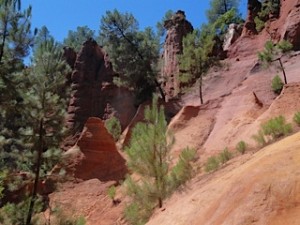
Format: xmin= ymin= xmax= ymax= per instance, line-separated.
xmin=254 ymin=0 xmax=281 ymax=33
xmin=206 ymin=0 xmax=241 ymax=24
xmin=252 ymin=115 xmax=293 ymax=146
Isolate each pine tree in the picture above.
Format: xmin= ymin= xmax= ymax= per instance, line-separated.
xmin=100 ymin=10 xmax=164 ymax=103
xmin=213 ymin=7 xmax=243 ymax=37
xmin=258 ymin=40 xmax=293 ymax=84
xmin=20 ymin=30 xmax=70 ymax=225
xmin=0 ymin=0 xmax=34 ymax=173
xmin=63 ymin=26 xmax=95 ymax=52
xmin=124 ymin=96 xmax=195 ymax=224
xmin=179 ymin=29 xmax=215 ymax=104
xmin=0 ymin=2 xmax=69 ymax=223
xmin=206 ymin=0 xmax=240 ymax=24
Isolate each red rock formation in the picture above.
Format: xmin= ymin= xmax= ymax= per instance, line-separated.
xmin=283 ymin=2 xmax=300 ymax=50
xmin=65 ymin=39 xmax=136 ymax=148
xmin=241 ymin=0 xmax=300 ymax=50
xmin=161 ymin=10 xmax=193 ymax=101
xmin=229 ymin=0 xmax=300 ymax=58
xmin=68 ymin=117 xmax=127 ymax=181
xmin=242 ymin=0 xmax=262 ymax=36
xmin=66 ymin=39 xmax=111 ymax=133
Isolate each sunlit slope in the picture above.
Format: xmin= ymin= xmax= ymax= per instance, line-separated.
xmin=147 ymin=132 xmax=300 ymax=225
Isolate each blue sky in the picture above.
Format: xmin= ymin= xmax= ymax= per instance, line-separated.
xmin=22 ymin=0 xmax=247 ymax=42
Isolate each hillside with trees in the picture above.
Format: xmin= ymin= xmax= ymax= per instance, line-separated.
xmin=1 ymin=0 xmax=300 ymax=224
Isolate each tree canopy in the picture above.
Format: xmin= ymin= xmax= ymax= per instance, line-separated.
xmin=0 ymin=2 xmax=70 ymax=223
xmin=258 ymin=40 xmax=293 ymax=84
xmin=99 ymin=9 xmax=163 ymax=103
xmin=206 ymin=0 xmax=240 ymax=24
xmin=63 ymin=26 xmax=95 ymax=52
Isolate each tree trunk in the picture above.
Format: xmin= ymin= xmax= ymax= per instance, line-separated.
xmin=223 ymin=0 xmax=228 ymax=12
xmin=158 ymin=197 xmax=163 ymax=208
xmin=278 ymin=58 xmax=287 ymax=84
xmin=0 ymin=16 xmax=8 ymax=64
xmin=26 ymin=118 xmax=44 ymax=225
xmin=199 ymin=77 xmax=203 ymax=105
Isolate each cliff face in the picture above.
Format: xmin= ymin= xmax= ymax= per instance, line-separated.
xmin=64 ymin=39 xmax=136 ymax=148
xmin=161 ymin=10 xmax=193 ymax=101
xmin=282 ymin=0 xmax=300 ymax=50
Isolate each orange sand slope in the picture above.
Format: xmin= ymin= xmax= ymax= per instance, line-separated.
xmin=148 ymin=132 xmax=300 ymax=225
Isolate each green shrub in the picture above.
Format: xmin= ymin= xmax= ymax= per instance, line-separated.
xmin=124 ymin=203 xmax=140 ymax=225
xmin=252 ymin=130 xmax=267 ymax=147
xmin=254 ymin=16 xmax=265 ymax=32
xmin=124 ymin=202 xmax=152 ymax=225
xmin=105 ymin=116 xmax=121 ymax=141
xmin=258 ymin=0 xmax=280 ymax=20
xmin=293 ymin=112 xmax=300 ymax=126
xmin=253 ymin=115 xmax=292 ymax=147
xmin=107 ymin=185 xmax=116 ymax=202
xmin=218 ymin=148 xmax=233 ymax=164
xmin=0 ymin=197 xmax=43 ymax=225
xmin=236 ymin=141 xmax=247 ymax=154
xmin=277 ymin=40 xmax=293 ymax=53
xmin=204 ymin=156 xmax=220 ymax=172
xmin=168 ymin=147 xmax=196 ymax=191
xmin=50 ymin=207 xmax=86 ymax=225
xmin=58 ymin=216 xmax=85 ymax=225
xmin=271 ymin=75 xmax=284 ymax=94
xmin=261 ymin=115 xmax=292 ymax=139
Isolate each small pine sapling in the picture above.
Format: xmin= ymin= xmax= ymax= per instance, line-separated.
xmin=236 ymin=141 xmax=247 ymax=154
xmin=261 ymin=115 xmax=292 ymax=140
xmin=107 ymin=185 xmax=118 ymax=205
xmin=254 ymin=16 xmax=265 ymax=32
xmin=252 ymin=130 xmax=267 ymax=147
xmin=271 ymin=75 xmax=284 ymax=94
xmin=204 ymin=156 xmax=220 ymax=172
xmin=124 ymin=96 xmax=196 ymax=224
xmin=218 ymin=147 xmax=232 ymax=164
xmin=168 ymin=147 xmax=196 ymax=191
xmin=293 ymin=112 xmax=300 ymax=126
xmin=258 ymin=40 xmax=293 ymax=85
